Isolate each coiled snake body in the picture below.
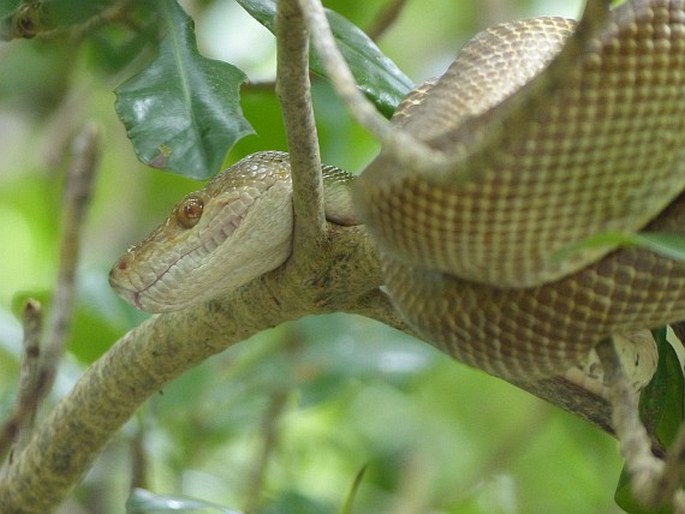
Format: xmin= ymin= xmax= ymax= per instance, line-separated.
xmin=111 ymin=0 xmax=685 ymax=382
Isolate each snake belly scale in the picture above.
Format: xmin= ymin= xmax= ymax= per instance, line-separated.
xmin=111 ymin=0 xmax=685 ymax=382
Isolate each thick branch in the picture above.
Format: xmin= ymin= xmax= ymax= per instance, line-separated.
xmin=0 ymin=282 xmax=294 ymax=513
xmin=0 ymin=224 xmax=381 ymax=513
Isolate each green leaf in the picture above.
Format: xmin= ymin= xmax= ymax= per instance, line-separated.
xmin=342 ymin=465 xmax=367 ymax=514
xmin=115 ymin=0 xmax=254 ymax=179
xmin=632 ymin=233 xmax=685 ymax=262
xmin=614 ymin=328 xmax=685 ymax=513
xmin=640 ymin=327 xmax=685 ymax=448
xmin=615 ymin=467 xmax=672 ymax=514
xmin=234 ymin=0 xmax=413 ymax=117
xmin=553 ymin=232 xmax=685 ymax=264
xmin=126 ymin=488 xmax=242 ymax=513
xmin=0 ymin=0 xmax=19 ymax=20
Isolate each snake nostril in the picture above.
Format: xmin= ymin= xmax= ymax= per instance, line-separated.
xmin=109 ymin=255 xmax=131 ymax=286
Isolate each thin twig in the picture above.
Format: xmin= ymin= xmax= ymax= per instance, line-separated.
xmin=43 ymin=0 xmax=136 ymax=42
xmin=0 ymin=200 xmax=384 ymax=513
xmin=275 ymin=0 xmax=327 ymax=251
xmin=298 ymin=0 xmax=611 ymax=180
xmin=448 ymin=403 xmax=553 ymax=507
xmin=297 ymin=0 xmax=444 ymax=171
xmin=366 ymin=0 xmax=408 ymax=41
xmin=244 ymin=389 xmax=289 ymax=514
xmin=0 ymin=300 xmax=43 ymax=468
xmin=2 ymin=0 xmax=136 ymax=40
xmin=33 ymin=124 xmax=100 ymax=415
xmin=596 ymin=339 xmax=685 ymax=511
xmin=129 ymin=420 xmax=148 ymax=491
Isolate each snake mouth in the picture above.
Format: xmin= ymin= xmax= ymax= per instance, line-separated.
xmin=135 ymin=205 xmax=249 ymax=307
xmin=109 ymin=157 xmax=293 ymax=312
xmin=109 ymin=191 xmax=257 ymax=311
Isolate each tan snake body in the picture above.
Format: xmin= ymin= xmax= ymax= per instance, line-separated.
xmin=111 ymin=0 xmax=685 ymax=382
xmin=356 ymin=0 xmax=685 ymax=378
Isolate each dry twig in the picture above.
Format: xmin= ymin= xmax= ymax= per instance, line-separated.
xmin=34 ymin=124 xmax=100 ymax=409
xmin=0 ymin=300 xmax=43 ymax=468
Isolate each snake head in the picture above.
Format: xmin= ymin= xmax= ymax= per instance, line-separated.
xmin=109 ymin=152 xmax=294 ymax=312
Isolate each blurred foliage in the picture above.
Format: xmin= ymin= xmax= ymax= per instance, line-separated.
xmin=0 ymin=0 xmax=628 ymax=513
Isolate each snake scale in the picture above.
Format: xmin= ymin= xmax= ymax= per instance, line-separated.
xmin=110 ymin=0 xmax=685 ymax=382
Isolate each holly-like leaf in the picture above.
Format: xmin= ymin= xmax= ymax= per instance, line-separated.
xmin=234 ymin=0 xmax=413 ymax=117
xmin=115 ymin=0 xmax=254 ymax=179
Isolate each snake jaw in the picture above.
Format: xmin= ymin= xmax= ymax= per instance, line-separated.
xmin=109 ymin=153 xmax=295 ymax=312
xmin=110 ymin=150 xmax=356 ymax=312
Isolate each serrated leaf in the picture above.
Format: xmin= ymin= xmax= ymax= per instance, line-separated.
xmin=234 ymin=0 xmax=413 ymax=117
xmin=614 ymin=328 xmax=685 ymax=513
xmin=115 ymin=0 xmax=254 ymax=179
xmin=126 ymin=488 xmax=242 ymax=513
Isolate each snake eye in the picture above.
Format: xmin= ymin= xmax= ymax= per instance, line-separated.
xmin=177 ymin=197 xmax=204 ymax=228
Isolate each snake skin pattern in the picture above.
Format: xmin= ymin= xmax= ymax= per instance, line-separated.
xmin=354 ymin=0 xmax=685 ymax=378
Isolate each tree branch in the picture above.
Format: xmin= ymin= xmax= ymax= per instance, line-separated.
xmin=0 ymin=283 xmax=293 ymax=512
xmin=297 ymin=0 xmax=611 ymax=180
xmin=596 ymin=339 xmax=685 ymax=511
xmin=296 ymin=0 xmax=432 ymax=160
xmin=36 ymin=124 xmax=99 ymax=405
xmin=0 ymin=2 xmax=639 ymax=510
xmin=0 ymin=124 xmax=99 ymax=478
xmin=275 ymin=0 xmax=327 ymax=253
xmin=1 ymin=0 xmax=137 ymax=41
xmin=0 ymin=300 xmax=43 ymax=467
xmin=0 ymin=223 xmax=382 ymax=513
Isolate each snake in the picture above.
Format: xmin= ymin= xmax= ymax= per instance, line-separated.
xmin=110 ymin=0 xmax=685 ymax=384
